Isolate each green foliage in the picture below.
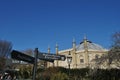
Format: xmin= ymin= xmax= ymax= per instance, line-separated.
xmin=39 ymin=67 xmax=120 ymax=80
xmin=69 ymin=68 xmax=89 ymax=80
xmin=36 ymin=67 xmax=90 ymax=80
xmin=36 ymin=67 xmax=68 ymax=80
xmin=18 ymin=65 xmax=33 ymax=79
xmin=89 ymin=69 xmax=120 ymax=80
xmin=51 ymin=72 xmax=68 ymax=80
xmin=23 ymin=70 xmax=29 ymax=79
xmin=17 ymin=66 xmax=120 ymax=80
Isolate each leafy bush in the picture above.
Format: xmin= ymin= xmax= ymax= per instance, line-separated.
xmin=51 ymin=72 xmax=68 ymax=80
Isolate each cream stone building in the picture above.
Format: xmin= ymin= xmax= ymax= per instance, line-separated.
xmin=47 ymin=37 xmax=108 ymax=69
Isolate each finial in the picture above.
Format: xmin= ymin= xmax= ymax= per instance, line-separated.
xmin=72 ymin=37 xmax=76 ymax=49
xmin=56 ymin=43 xmax=58 ymax=48
xmin=48 ymin=45 xmax=50 ymax=49
xmin=73 ymin=37 xmax=76 ymax=43
xmin=56 ymin=43 xmax=59 ymax=55
xmin=48 ymin=45 xmax=50 ymax=54
xmin=84 ymin=34 xmax=87 ymax=40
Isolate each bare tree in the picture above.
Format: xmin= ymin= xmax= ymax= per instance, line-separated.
xmin=112 ymin=31 xmax=120 ymax=47
xmin=93 ymin=32 xmax=120 ymax=69
xmin=108 ymin=31 xmax=120 ymax=68
xmin=0 ymin=40 xmax=12 ymax=70
xmin=0 ymin=57 xmax=6 ymax=70
xmin=0 ymin=39 xmax=12 ymax=57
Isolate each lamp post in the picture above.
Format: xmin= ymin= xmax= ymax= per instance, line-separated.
xmin=67 ymin=56 xmax=72 ymax=80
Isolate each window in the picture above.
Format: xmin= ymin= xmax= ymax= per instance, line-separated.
xmin=68 ymin=51 xmax=71 ymax=55
xmin=80 ymin=59 xmax=84 ymax=63
xmin=95 ymin=54 xmax=99 ymax=59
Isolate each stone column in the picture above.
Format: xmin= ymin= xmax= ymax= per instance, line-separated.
xmin=83 ymin=38 xmax=89 ymax=67
xmin=72 ymin=38 xmax=77 ymax=68
xmin=47 ymin=45 xmax=50 ymax=68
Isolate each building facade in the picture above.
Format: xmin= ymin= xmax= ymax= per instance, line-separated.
xmin=48 ymin=37 xmax=108 ymax=69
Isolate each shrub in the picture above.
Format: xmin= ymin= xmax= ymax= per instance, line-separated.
xmin=51 ymin=72 xmax=68 ymax=80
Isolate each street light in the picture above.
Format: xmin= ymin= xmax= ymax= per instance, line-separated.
xmin=67 ymin=56 xmax=72 ymax=79
xmin=67 ymin=56 xmax=72 ymax=67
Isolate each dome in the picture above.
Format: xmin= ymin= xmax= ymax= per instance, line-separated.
xmin=76 ymin=39 xmax=106 ymax=51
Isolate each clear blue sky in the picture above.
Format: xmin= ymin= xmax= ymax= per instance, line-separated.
xmin=0 ymin=0 xmax=120 ymax=53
